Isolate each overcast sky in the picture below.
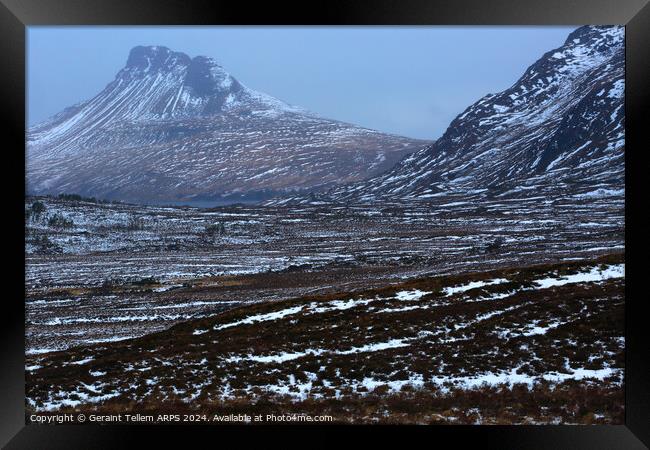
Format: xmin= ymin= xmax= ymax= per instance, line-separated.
xmin=27 ymin=26 xmax=575 ymax=140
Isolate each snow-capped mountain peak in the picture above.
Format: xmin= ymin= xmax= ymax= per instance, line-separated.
xmin=27 ymin=45 xmax=429 ymax=204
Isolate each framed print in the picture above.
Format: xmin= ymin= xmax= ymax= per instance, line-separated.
xmin=1 ymin=0 xmax=649 ymax=448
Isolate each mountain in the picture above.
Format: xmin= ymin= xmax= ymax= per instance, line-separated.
xmin=27 ymin=46 xmax=429 ymax=204
xmin=289 ymin=26 xmax=624 ymax=205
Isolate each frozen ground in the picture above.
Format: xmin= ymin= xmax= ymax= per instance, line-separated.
xmin=26 ymin=254 xmax=625 ymax=424
xmin=25 ymin=192 xmax=624 ymax=354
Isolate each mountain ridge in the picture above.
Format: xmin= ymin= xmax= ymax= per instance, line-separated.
xmin=27 ymin=45 xmax=428 ymax=204
xmin=276 ymin=25 xmax=624 ymax=205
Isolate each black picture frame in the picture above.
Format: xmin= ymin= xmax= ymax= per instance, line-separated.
xmin=2 ymin=0 xmax=648 ymax=448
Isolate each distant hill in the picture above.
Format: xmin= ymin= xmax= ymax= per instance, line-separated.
xmin=27 ymin=45 xmax=428 ymax=204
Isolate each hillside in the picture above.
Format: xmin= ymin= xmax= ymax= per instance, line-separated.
xmin=278 ymin=26 xmax=624 ymax=205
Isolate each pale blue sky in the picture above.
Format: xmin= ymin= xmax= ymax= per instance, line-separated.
xmin=27 ymin=26 xmax=575 ymax=140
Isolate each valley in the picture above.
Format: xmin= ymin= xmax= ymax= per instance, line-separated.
xmin=26 ymin=190 xmax=623 ymax=357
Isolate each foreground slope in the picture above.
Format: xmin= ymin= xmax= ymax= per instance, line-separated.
xmin=27 ymin=46 xmax=427 ymax=204
xmin=290 ymin=26 xmax=624 ymax=204
xmin=26 ymin=254 xmax=624 ymax=424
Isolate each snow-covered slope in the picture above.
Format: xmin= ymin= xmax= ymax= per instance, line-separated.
xmin=27 ymin=46 xmax=428 ymax=204
xmin=303 ymin=26 xmax=624 ymax=204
